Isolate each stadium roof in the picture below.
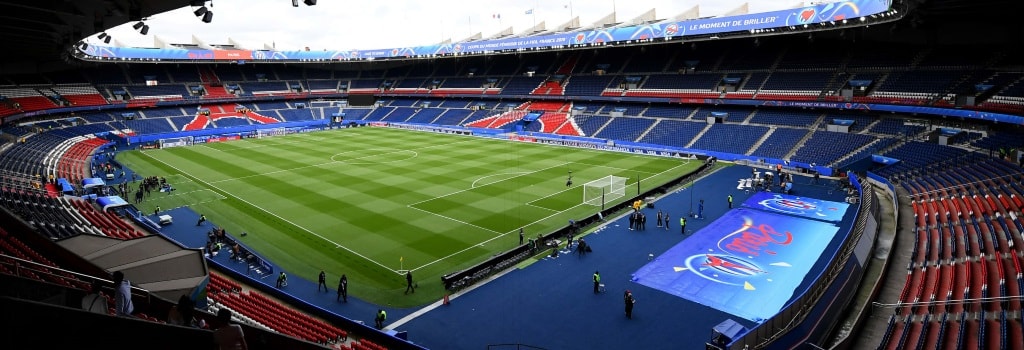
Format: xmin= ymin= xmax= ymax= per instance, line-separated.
xmin=0 ymin=0 xmax=186 ymax=68
xmin=0 ymin=0 xmax=1018 ymax=72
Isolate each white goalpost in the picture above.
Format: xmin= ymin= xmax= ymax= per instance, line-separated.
xmin=158 ymin=136 xmax=193 ymax=149
xmin=583 ymin=175 xmax=629 ymax=207
xmin=256 ymin=127 xmax=289 ymax=139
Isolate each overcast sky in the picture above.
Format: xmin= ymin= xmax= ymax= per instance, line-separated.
xmin=94 ymin=0 xmax=801 ymax=51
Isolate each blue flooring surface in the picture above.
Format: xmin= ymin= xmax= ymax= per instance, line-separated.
xmin=399 ymin=166 xmax=854 ymax=350
xmin=151 ymin=164 xmax=854 ymax=350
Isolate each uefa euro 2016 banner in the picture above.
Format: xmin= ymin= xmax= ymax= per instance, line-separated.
xmin=741 ymin=192 xmax=850 ymax=223
xmin=631 ymin=208 xmax=840 ymax=322
xmin=80 ymin=0 xmax=889 ymax=61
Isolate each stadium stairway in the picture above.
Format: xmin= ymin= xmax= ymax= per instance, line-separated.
xmin=203 ymin=84 xmax=235 ymax=99
xmin=847 ymin=186 xmax=917 ymax=349
xmin=784 ymin=129 xmax=818 ymax=159
xmin=745 ymin=128 xmax=777 ymax=155
xmin=683 ymin=124 xmax=713 ymax=149
xmin=530 ymin=80 xmax=563 ymax=95
xmin=554 ymin=53 xmax=580 ymax=75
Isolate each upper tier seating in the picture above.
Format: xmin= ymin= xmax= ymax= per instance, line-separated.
xmin=790 ymin=131 xmax=875 ymax=165
xmin=689 ymin=124 xmax=770 ymax=155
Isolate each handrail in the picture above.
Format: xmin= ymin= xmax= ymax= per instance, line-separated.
xmin=0 ymin=252 xmax=152 ymax=299
xmin=871 ymin=295 xmax=1024 ymax=310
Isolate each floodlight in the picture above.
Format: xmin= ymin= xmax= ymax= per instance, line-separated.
xmin=304 ymin=0 xmax=316 ymax=5
xmin=97 ymin=32 xmax=107 ymax=39
xmin=103 ymin=35 xmax=111 ymax=44
xmin=140 ymin=25 xmax=149 ymax=35
xmin=202 ymin=11 xmax=213 ymax=23
xmin=292 ymin=0 xmax=299 ymax=6
xmin=133 ymin=21 xmax=144 ymax=30
xmin=194 ymin=6 xmax=208 ymax=17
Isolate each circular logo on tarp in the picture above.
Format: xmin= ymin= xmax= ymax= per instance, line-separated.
xmin=759 ymin=197 xmax=816 ymax=214
xmin=684 ymin=253 xmax=766 ymax=285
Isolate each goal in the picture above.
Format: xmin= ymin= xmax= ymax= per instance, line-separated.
xmin=583 ymin=175 xmax=629 ymax=207
xmin=158 ymin=136 xmax=193 ymax=149
xmin=256 ymin=127 xmax=290 ymax=139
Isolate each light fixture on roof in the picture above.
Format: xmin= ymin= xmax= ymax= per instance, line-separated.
xmin=132 ymin=21 xmax=150 ymax=35
xmin=193 ymin=3 xmax=212 ymax=23
xmin=97 ymin=32 xmax=112 ymax=44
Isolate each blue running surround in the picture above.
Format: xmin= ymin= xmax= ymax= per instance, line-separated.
xmin=631 ymin=208 xmax=841 ymax=322
xmin=742 ymin=192 xmax=850 ymax=223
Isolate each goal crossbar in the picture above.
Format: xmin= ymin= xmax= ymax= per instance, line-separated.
xmin=583 ymin=175 xmax=629 ymax=207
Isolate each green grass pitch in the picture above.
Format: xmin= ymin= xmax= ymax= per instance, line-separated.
xmin=117 ymin=127 xmax=701 ymax=307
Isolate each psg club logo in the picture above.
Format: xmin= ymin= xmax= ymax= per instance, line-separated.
xmin=683 ymin=253 xmax=767 ymax=286
xmin=574 ymin=33 xmax=586 ymax=44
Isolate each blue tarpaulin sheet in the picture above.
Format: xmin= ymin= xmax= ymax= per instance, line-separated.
xmin=741 ymin=192 xmax=850 ymax=223
xmin=96 ymin=196 xmax=130 ymax=211
xmin=871 ymin=154 xmax=901 ymax=166
xmin=82 ymin=178 xmax=105 ymax=188
xmin=631 ymin=208 xmax=840 ymax=322
xmin=56 ymin=178 xmax=74 ymax=194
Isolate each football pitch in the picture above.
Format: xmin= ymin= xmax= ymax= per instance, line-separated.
xmin=117 ymin=127 xmax=701 ymax=306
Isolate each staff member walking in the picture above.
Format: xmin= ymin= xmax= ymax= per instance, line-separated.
xmin=337 ymin=274 xmax=348 ymax=302
xmin=405 ymin=270 xmax=415 ymax=294
xmin=593 ymin=270 xmax=601 ymax=294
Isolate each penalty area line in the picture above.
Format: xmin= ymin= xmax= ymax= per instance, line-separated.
xmin=137 ymin=151 xmax=396 ymax=273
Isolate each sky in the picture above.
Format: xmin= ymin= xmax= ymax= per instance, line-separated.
xmin=92 ymin=0 xmax=802 ymax=51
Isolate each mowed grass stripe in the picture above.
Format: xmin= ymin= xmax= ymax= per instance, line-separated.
xmin=122 ymin=127 xmax=696 ymax=306
xmin=199 ymin=137 xmax=505 ymax=262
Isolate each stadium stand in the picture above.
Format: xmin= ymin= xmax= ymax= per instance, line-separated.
xmin=1 ymin=0 xmax=1023 ymax=349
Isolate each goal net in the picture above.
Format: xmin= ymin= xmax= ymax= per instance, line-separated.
xmin=256 ymin=127 xmax=290 ymax=139
xmin=583 ymin=175 xmax=629 ymax=206
xmin=158 ymin=136 xmax=193 ymax=149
